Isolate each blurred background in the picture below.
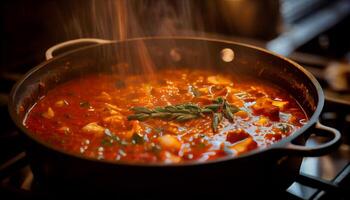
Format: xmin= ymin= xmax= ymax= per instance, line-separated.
xmin=1 ymin=0 xmax=350 ymax=71
xmin=2 ymin=0 xmax=350 ymax=104
xmin=1 ymin=1 xmax=350 ymax=199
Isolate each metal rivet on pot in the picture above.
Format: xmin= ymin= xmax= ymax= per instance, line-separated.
xmin=221 ymin=48 xmax=235 ymax=62
xmin=170 ymin=49 xmax=182 ymax=62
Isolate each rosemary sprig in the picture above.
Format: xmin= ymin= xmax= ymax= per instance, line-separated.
xmin=127 ymin=97 xmax=239 ymax=132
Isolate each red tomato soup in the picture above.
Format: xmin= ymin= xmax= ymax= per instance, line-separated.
xmin=24 ymin=69 xmax=307 ymax=163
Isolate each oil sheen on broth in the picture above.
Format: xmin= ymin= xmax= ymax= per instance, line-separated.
xmin=24 ymin=69 xmax=307 ymax=163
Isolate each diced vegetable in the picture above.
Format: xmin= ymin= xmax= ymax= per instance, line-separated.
xmin=55 ymin=100 xmax=68 ymax=107
xmin=42 ymin=107 xmax=55 ymax=119
xmin=157 ymin=135 xmax=182 ymax=152
xmin=235 ymin=110 xmax=249 ymax=119
xmin=103 ymin=115 xmax=124 ymax=125
xmin=124 ymin=121 xmax=142 ymax=139
xmin=230 ymin=138 xmax=258 ymax=154
xmin=254 ymin=116 xmax=269 ymax=126
xmin=271 ymin=100 xmax=288 ymax=109
xmin=82 ymin=122 xmax=104 ymax=136
xmin=252 ymin=98 xmax=280 ymax=120
xmin=227 ymin=93 xmax=244 ymax=107
xmin=226 ymin=129 xmax=250 ymax=144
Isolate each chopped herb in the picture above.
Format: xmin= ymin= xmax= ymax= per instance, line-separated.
xmin=277 ymin=123 xmax=291 ymax=133
xmin=190 ymin=85 xmax=201 ymax=97
xmin=79 ymin=101 xmax=90 ymax=109
xmin=131 ymin=133 xmax=145 ymax=144
xmin=101 ymin=138 xmax=113 ymax=146
xmin=101 ymin=129 xmax=121 ymax=147
xmin=115 ymin=80 xmax=126 ymax=88
xmin=223 ymin=101 xmax=238 ymax=122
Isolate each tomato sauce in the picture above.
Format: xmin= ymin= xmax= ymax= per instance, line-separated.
xmin=24 ymin=69 xmax=307 ymax=163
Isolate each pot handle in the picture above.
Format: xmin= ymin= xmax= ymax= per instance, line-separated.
xmin=275 ymin=122 xmax=341 ymax=157
xmin=45 ymin=38 xmax=113 ymax=60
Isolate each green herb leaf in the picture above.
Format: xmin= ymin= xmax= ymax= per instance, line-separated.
xmin=131 ymin=133 xmax=145 ymax=144
xmin=277 ymin=123 xmax=290 ymax=133
xmin=214 ymin=97 xmax=224 ymax=104
xmin=175 ymin=114 xmax=198 ymax=122
xmin=204 ymin=104 xmax=221 ymax=112
xmin=131 ymin=107 xmax=153 ymax=114
xmin=150 ymin=112 xmax=172 ymax=119
xmin=127 ymin=113 xmax=150 ymax=121
xmin=223 ymin=101 xmax=235 ymax=122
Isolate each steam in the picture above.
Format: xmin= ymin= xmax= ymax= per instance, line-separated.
xmin=60 ymin=0 xmax=206 ymax=40
xmin=56 ymin=0 xmax=209 ymax=79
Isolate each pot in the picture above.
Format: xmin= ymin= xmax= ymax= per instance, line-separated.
xmin=8 ymin=37 xmax=341 ymax=197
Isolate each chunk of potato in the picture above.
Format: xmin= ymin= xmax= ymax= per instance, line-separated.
xmin=55 ymin=100 xmax=68 ymax=107
xmin=252 ymin=98 xmax=280 ymax=120
xmin=157 ymin=135 xmax=182 ymax=152
xmin=230 ymin=137 xmax=258 ymax=154
xmin=82 ymin=122 xmax=104 ymax=136
xmin=234 ymin=110 xmax=249 ymax=119
xmin=254 ymin=116 xmax=269 ymax=126
xmin=42 ymin=107 xmax=54 ymax=119
xmin=271 ymin=100 xmax=288 ymax=109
